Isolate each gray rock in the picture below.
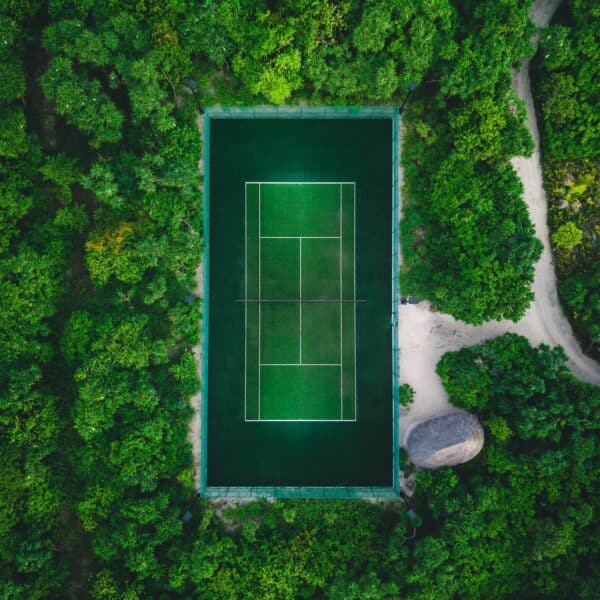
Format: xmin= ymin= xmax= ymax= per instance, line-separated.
xmin=406 ymin=411 xmax=484 ymax=469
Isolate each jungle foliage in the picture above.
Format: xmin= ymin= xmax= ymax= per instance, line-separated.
xmin=433 ymin=334 xmax=599 ymax=600
xmin=535 ymin=0 xmax=599 ymax=161
xmin=2 ymin=0 xmax=202 ymax=596
xmin=191 ymin=0 xmax=542 ymax=324
xmin=534 ymin=0 xmax=600 ymax=359
xmin=81 ymin=335 xmax=600 ymax=599
xmin=0 ymin=3 xmax=68 ymax=597
xmin=1 ymin=0 xmax=598 ymax=598
xmin=398 ymin=0 xmax=542 ymax=323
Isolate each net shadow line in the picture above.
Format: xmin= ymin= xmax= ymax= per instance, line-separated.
xmin=260 ymin=363 xmax=341 ymax=366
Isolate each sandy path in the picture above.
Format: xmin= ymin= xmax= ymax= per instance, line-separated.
xmin=399 ymin=0 xmax=599 ymax=446
xmin=188 ymin=112 xmax=204 ymax=490
xmin=508 ymin=0 xmax=598 ymax=384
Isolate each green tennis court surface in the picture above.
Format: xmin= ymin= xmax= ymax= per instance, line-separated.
xmin=245 ymin=183 xmax=356 ymax=421
xmin=203 ymin=110 xmax=399 ymax=496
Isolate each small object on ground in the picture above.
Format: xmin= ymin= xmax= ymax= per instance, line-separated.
xmin=401 ymin=296 xmax=419 ymax=305
xmin=406 ymin=508 xmax=418 ymax=522
xmin=406 ymin=410 xmax=484 ymax=469
xmin=182 ymin=510 xmax=193 ymax=523
xmin=187 ymin=78 xmax=204 ymax=114
xmin=183 ymin=294 xmax=197 ymax=303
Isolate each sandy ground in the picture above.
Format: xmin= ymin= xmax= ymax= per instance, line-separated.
xmin=399 ymin=0 xmax=599 ymax=446
xmin=188 ymin=112 xmax=204 ymax=490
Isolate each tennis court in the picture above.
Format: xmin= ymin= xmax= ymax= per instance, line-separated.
xmin=203 ymin=108 xmax=399 ymax=497
xmin=245 ymin=182 xmax=356 ymax=421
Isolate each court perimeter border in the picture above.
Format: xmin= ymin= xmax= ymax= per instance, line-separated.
xmin=200 ymin=106 xmax=400 ymax=499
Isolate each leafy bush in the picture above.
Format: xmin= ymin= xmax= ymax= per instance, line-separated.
xmin=536 ymin=0 xmax=600 ymax=161
xmin=428 ymin=334 xmax=599 ymax=599
xmin=0 ymin=7 xmax=68 ymax=597
xmin=399 ymin=0 xmax=539 ymax=324
xmin=543 ymin=160 xmax=600 ymax=358
xmin=534 ymin=0 xmax=600 ymax=358
xmin=399 ymin=383 xmax=415 ymax=407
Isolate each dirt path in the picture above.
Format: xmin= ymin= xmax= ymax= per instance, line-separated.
xmin=188 ymin=112 xmax=204 ymax=490
xmin=399 ymin=0 xmax=599 ymax=445
xmin=509 ymin=0 xmax=598 ymax=384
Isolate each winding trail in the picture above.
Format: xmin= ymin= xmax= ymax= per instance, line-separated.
xmin=399 ymin=0 xmax=599 ymax=445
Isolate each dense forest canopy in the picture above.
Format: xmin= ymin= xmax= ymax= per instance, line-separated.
xmin=534 ymin=0 xmax=600 ymax=359
xmin=0 ymin=0 xmax=598 ymax=598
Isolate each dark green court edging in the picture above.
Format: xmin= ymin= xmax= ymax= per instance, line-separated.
xmin=200 ymin=110 xmax=210 ymax=495
xmin=392 ymin=108 xmax=400 ymax=496
xmin=205 ymin=105 xmax=397 ymax=119
xmin=203 ymin=486 xmax=399 ymax=499
xmin=200 ymin=106 xmax=399 ymax=499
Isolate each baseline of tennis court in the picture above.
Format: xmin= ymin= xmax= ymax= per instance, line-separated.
xmin=245 ymin=182 xmax=356 ymax=421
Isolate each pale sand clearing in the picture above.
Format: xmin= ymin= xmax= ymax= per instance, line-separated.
xmin=399 ymin=0 xmax=599 ymax=447
xmin=189 ymin=112 xmax=204 ymax=490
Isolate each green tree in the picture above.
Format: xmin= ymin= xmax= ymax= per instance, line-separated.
xmin=552 ymin=221 xmax=584 ymax=249
xmin=0 ymin=106 xmax=27 ymax=157
xmin=450 ymin=93 xmax=533 ymax=162
xmin=0 ymin=10 xmax=68 ymax=596
xmin=540 ymin=25 xmax=574 ymax=69
xmin=403 ymin=158 xmax=541 ymax=324
xmin=536 ymin=0 xmax=600 ymax=160
xmin=41 ymin=56 xmax=123 ymax=148
xmin=535 ymin=0 xmax=600 ymax=358
xmin=440 ymin=0 xmax=533 ymax=99
xmin=419 ymin=334 xmax=600 ymax=599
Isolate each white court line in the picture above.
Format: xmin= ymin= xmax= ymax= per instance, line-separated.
xmin=353 ymin=182 xmax=357 ymax=418
xmin=339 ymin=183 xmax=343 ymax=420
xmin=243 ymin=181 xmax=358 ymax=424
xmin=261 ymin=364 xmax=341 ymax=367
xmin=258 ymin=184 xmax=261 ymax=420
xmin=243 ymin=417 xmax=356 ymax=424
xmin=261 ymin=236 xmax=340 ymax=239
xmin=246 ymin=181 xmax=356 ymax=185
xmin=246 ymin=419 xmax=358 ymax=422
xmin=299 ymin=238 xmax=302 ymax=364
xmin=244 ymin=183 xmax=248 ymax=421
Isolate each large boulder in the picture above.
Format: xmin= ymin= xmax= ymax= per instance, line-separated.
xmin=406 ymin=411 xmax=484 ymax=469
